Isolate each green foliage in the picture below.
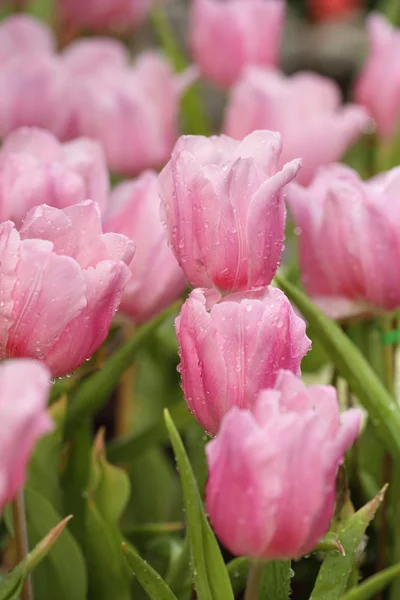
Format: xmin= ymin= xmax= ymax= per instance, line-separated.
xmin=164 ymin=409 xmax=234 ymax=600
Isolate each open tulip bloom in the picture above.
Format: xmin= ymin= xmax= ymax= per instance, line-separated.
xmin=0 ymin=4 xmax=399 ymax=600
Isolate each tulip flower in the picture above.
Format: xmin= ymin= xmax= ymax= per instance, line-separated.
xmin=175 ymin=287 xmax=311 ymax=434
xmin=0 ymin=359 xmax=53 ymax=514
xmin=158 ymin=130 xmax=300 ymax=291
xmin=0 ymin=127 xmax=109 ymax=225
xmin=224 ymin=67 xmax=370 ymax=185
xmin=287 ymin=164 xmax=400 ymax=319
xmin=0 ymin=55 xmax=60 ymax=139
xmin=59 ymin=0 xmax=151 ymax=32
xmin=190 ymin=0 xmax=285 ymax=88
xmin=104 ymin=171 xmax=186 ymax=323
xmin=0 ymin=14 xmax=55 ymax=65
xmin=0 ymin=201 xmax=134 ymax=377
xmin=54 ymin=50 xmax=194 ymax=175
xmin=206 ymin=370 xmax=362 ymax=559
xmin=354 ymin=14 xmax=400 ymax=140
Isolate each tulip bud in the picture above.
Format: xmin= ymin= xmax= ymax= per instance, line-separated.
xmin=287 ymin=164 xmax=400 ymax=319
xmin=175 ymin=287 xmax=311 ymax=435
xmin=104 ymin=171 xmax=186 ymax=323
xmin=206 ymin=370 xmax=362 ymax=559
xmin=0 ymin=359 xmax=53 ymax=514
xmin=0 ymin=14 xmax=55 ymax=65
xmin=354 ymin=14 xmax=400 ymax=141
xmin=224 ymin=68 xmax=370 ymax=185
xmin=190 ymin=0 xmax=285 ymax=88
xmin=0 ymin=201 xmax=134 ymax=377
xmin=0 ymin=127 xmax=109 ymax=225
xmin=158 ymin=130 xmax=301 ymax=292
xmin=55 ymin=49 xmax=194 ymax=176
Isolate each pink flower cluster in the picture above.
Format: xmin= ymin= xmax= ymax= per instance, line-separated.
xmin=7 ymin=0 xmax=400 ymax=566
xmin=0 ymin=15 xmax=193 ymax=176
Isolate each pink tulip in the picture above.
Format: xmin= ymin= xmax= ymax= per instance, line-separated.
xmin=224 ymin=67 xmax=370 ymax=185
xmin=190 ymin=0 xmax=285 ymax=88
xmin=0 ymin=55 xmax=60 ymax=138
xmin=158 ymin=130 xmax=301 ymax=291
xmin=59 ymin=0 xmax=151 ymax=32
xmin=104 ymin=171 xmax=186 ymax=323
xmin=354 ymin=14 xmax=400 ymax=140
xmin=54 ymin=50 xmax=194 ymax=175
xmin=0 ymin=15 xmax=55 ymax=65
xmin=0 ymin=127 xmax=109 ymax=225
xmin=0 ymin=359 xmax=52 ymax=514
xmin=287 ymin=164 xmax=400 ymax=319
xmin=206 ymin=369 xmax=361 ymax=559
xmin=175 ymin=287 xmax=311 ymax=434
xmin=0 ymin=201 xmax=134 ymax=377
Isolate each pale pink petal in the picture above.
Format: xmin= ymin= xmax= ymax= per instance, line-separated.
xmin=0 ymin=359 xmax=52 ymax=511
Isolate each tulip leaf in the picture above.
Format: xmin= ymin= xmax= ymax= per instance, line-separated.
xmin=65 ymin=302 xmax=180 ymax=434
xmin=84 ymin=430 xmax=132 ymax=600
xmin=122 ymin=543 xmax=178 ymax=600
xmin=310 ymin=487 xmax=387 ymax=600
xmin=342 ymin=562 xmax=400 ymax=600
xmin=164 ymin=409 xmax=234 ymax=600
xmin=23 ymin=487 xmax=87 ymax=600
xmin=0 ymin=516 xmax=73 ymax=600
xmin=28 ymin=397 xmax=67 ymax=512
xmin=274 ymin=276 xmax=400 ymax=463
xmin=226 ymin=558 xmax=293 ymax=599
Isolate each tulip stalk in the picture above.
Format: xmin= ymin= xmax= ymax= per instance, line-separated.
xmin=244 ymin=560 xmax=265 ymax=600
xmin=12 ymin=491 xmax=33 ymax=600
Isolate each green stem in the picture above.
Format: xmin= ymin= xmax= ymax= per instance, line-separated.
xmin=12 ymin=491 xmax=33 ymax=600
xmin=244 ymin=560 xmax=265 ymax=600
xmin=378 ymin=316 xmax=400 ymax=600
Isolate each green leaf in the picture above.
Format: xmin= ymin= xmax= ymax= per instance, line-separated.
xmin=310 ymin=487 xmax=387 ymax=600
xmin=226 ymin=559 xmax=293 ymax=599
xmin=85 ymin=504 xmax=131 ymax=600
xmin=24 ymin=487 xmax=87 ymax=600
xmin=122 ymin=543 xmax=178 ymax=600
xmin=342 ymin=562 xmax=400 ymax=600
xmin=65 ymin=302 xmax=180 ymax=434
xmin=28 ymin=397 xmax=66 ymax=512
xmin=107 ymin=402 xmax=194 ymax=464
xmin=91 ymin=429 xmax=131 ymax=525
xmin=25 ymin=0 xmax=54 ymax=21
xmin=260 ymin=561 xmax=293 ymax=600
xmin=84 ymin=430 xmax=132 ymax=600
xmin=164 ymin=409 xmax=234 ymax=600
xmin=274 ymin=276 xmax=400 ymax=463
xmin=0 ymin=516 xmax=73 ymax=600
xmin=61 ymin=420 xmax=91 ymax=548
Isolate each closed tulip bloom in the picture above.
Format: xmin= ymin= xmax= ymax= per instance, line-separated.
xmin=354 ymin=14 xmax=400 ymax=140
xmin=224 ymin=68 xmax=370 ymax=185
xmin=104 ymin=171 xmax=186 ymax=323
xmin=0 ymin=201 xmax=134 ymax=377
xmin=0 ymin=359 xmax=53 ymax=514
xmin=206 ymin=370 xmax=362 ymax=559
xmin=158 ymin=130 xmax=300 ymax=291
xmin=0 ymin=54 xmax=60 ymax=139
xmin=56 ymin=51 xmax=193 ymax=175
xmin=287 ymin=164 xmax=400 ymax=319
xmin=175 ymin=287 xmax=311 ymax=434
xmin=59 ymin=0 xmax=151 ymax=31
xmin=0 ymin=15 xmax=55 ymax=65
xmin=190 ymin=0 xmax=285 ymax=88
xmin=0 ymin=128 xmax=109 ymax=225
